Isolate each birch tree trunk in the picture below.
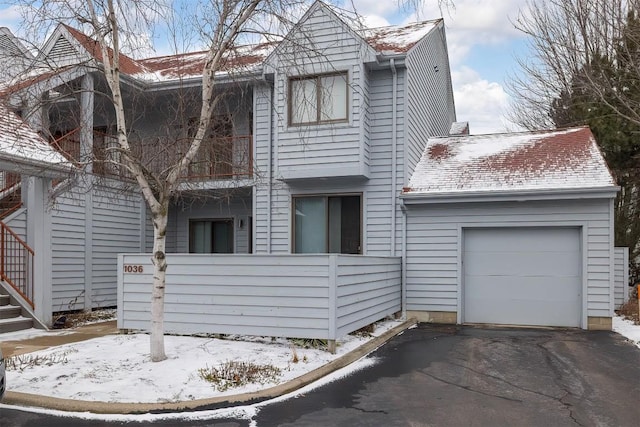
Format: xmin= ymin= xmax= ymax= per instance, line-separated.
xmin=150 ymin=211 xmax=168 ymax=361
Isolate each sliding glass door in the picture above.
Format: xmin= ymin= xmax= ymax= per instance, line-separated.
xmin=293 ymin=194 xmax=361 ymax=254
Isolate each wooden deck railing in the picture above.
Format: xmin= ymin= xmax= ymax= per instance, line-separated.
xmin=52 ymin=129 xmax=253 ymax=180
xmin=0 ymin=221 xmax=34 ymax=308
xmin=0 ymin=172 xmax=22 ymax=220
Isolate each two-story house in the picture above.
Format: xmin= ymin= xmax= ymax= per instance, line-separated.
xmin=0 ymin=1 xmax=623 ymax=339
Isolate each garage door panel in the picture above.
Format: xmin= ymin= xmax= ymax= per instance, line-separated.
xmin=464 ymin=228 xmax=579 ymax=252
xmin=464 ymin=227 xmax=581 ymax=328
xmin=464 ymin=276 xmax=581 ymax=301
xmin=465 ymin=252 xmax=581 ymax=277
xmin=464 ymin=298 xmax=580 ymax=327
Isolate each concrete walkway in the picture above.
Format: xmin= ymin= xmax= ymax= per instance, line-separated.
xmin=0 ymin=321 xmax=119 ymax=358
xmin=0 ymin=319 xmax=416 ymax=414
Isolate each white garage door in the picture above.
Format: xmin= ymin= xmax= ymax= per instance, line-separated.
xmin=463 ymin=227 xmax=582 ymax=327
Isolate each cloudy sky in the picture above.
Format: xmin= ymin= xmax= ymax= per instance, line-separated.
xmin=348 ymin=0 xmax=531 ymax=133
xmin=0 ymin=0 xmax=531 ymax=134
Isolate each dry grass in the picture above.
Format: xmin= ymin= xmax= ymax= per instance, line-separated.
xmin=6 ymin=349 xmax=77 ymax=371
xmin=198 ymin=361 xmax=282 ymax=392
xmin=52 ymin=308 xmax=116 ymax=329
xmin=617 ymin=286 xmax=639 ymax=325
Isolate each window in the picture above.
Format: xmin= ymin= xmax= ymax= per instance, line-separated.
xmin=293 ymin=195 xmax=361 ymax=254
xmin=289 ymin=73 xmax=348 ymax=125
xmin=189 ymin=219 xmax=234 ymax=253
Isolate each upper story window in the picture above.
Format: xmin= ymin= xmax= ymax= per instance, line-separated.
xmin=288 ymin=72 xmax=348 ymax=126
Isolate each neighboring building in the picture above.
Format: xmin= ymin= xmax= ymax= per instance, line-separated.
xmin=0 ymin=1 xmax=624 ymax=337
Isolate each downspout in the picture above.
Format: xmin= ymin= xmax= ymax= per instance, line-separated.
xmin=267 ymin=79 xmax=274 ymax=253
xmin=401 ymin=201 xmax=408 ymax=319
xmin=390 ymin=58 xmax=397 ymax=257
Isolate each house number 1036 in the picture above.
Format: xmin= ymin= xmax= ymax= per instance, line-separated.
xmin=123 ymin=265 xmax=144 ymax=273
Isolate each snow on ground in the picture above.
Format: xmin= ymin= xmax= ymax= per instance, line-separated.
xmin=1 ymin=316 xmax=638 ymax=423
xmin=613 ymin=315 xmax=640 ymax=349
xmin=4 ymin=319 xmax=404 ymax=404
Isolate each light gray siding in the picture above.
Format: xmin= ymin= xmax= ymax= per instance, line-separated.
xmin=91 ymin=186 xmax=143 ymax=307
xmin=336 ymin=256 xmax=401 ymax=336
xmin=405 ymin=198 xmax=614 ymax=321
xmin=405 ymin=22 xmax=456 ymax=180
xmin=271 ymin=5 xmax=373 ymax=180
xmin=50 ymin=183 xmax=144 ymax=311
xmin=254 ymin=69 xmax=405 ymax=256
xmin=51 ymin=189 xmax=86 ymax=311
xmin=118 ymin=254 xmax=400 ymax=339
xmin=614 ymin=246 xmax=630 ymax=308
xmin=4 ymin=207 xmax=27 ymax=241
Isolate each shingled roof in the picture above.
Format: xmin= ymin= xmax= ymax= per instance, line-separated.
xmin=0 ymin=105 xmax=72 ymax=176
xmin=57 ymin=17 xmax=439 ymax=83
xmin=404 ymin=127 xmax=617 ymax=197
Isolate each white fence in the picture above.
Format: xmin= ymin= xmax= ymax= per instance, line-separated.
xmin=614 ymin=247 xmax=630 ymax=308
xmin=117 ymin=254 xmax=401 ymax=341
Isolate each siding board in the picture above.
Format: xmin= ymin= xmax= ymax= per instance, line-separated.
xmin=119 ymin=254 xmax=400 ymax=340
xmin=405 ymin=198 xmax=614 ymax=320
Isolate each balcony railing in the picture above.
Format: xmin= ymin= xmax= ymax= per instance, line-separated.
xmin=51 ymin=129 xmax=253 ymax=181
xmin=0 ymin=221 xmax=34 ymax=308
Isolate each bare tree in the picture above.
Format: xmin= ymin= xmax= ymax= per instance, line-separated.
xmin=508 ymin=0 xmax=637 ymax=129
xmin=509 ymin=0 xmax=640 ymax=275
xmin=3 ymin=0 xmax=451 ymax=362
xmin=4 ymin=0 xmax=302 ymax=362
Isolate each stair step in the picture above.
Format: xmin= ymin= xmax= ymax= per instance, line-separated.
xmin=0 ymin=294 xmax=9 ymax=306
xmin=0 ymin=316 xmax=33 ymax=333
xmin=0 ymin=304 xmax=21 ymax=319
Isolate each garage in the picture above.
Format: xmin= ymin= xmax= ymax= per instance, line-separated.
xmin=463 ymin=227 xmax=582 ymax=327
xmin=401 ymin=127 xmax=620 ymax=330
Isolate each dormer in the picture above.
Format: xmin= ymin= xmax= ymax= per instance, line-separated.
xmin=265 ymin=1 xmax=378 ymax=181
xmin=263 ymin=1 xmax=448 ymax=182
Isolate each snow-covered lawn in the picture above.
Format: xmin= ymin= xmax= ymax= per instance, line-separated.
xmin=3 ymin=319 xmax=404 ymax=404
xmin=613 ymin=315 xmax=640 ymax=348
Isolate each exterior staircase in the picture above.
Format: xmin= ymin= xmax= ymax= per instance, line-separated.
xmin=0 ymin=173 xmax=39 ymax=333
xmin=0 ymin=291 xmax=33 ymax=333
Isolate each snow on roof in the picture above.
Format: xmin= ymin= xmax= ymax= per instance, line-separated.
xmin=361 ymin=20 xmax=441 ymax=55
xmin=136 ymin=42 xmax=276 ymax=82
xmin=404 ymin=127 xmax=617 ymax=196
xmin=0 ymin=105 xmax=73 ymax=172
xmin=57 ymin=18 xmax=438 ymax=83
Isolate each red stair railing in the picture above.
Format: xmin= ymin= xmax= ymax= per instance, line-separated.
xmin=0 ymin=221 xmax=34 ymax=308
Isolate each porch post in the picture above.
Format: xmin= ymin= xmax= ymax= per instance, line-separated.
xmin=81 ymin=74 xmax=95 ymax=310
xmin=26 ymin=176 xmax=53 ymax=326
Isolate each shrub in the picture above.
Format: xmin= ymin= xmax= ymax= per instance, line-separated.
xmin=198 ymin=360 xmax=281 ymax=392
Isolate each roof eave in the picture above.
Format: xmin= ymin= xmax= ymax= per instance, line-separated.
xmin=0 ymin=155 xmax=74 ymax=179
xmin=400 ymin=186 xmax=620 ymax=205
xmin=140 ymin=68 xmax=265 ymax=92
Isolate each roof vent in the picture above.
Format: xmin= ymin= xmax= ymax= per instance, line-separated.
xmin=449 ymin=121 xmax=469 ymax=136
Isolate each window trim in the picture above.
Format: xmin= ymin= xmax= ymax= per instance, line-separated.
xmin=291 ymin=193 xmax=363 ymax=254
xmin=287 ymin=71 xmax=349 ymax=126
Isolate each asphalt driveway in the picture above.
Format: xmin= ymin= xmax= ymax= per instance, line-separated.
xmin=1 ymin=324 xmax=639 ymax=426
xmin=256 ymin=324 xmax=640 ymax=426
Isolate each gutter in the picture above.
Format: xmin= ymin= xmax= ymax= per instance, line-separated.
xmin=266 ymin=74 xmax=274 ymax=252
xmin=400 ymin=186 xmax=621 ymax=204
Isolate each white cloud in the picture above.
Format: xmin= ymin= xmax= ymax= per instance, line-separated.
xmin=0 ymin=6 xmax=22 ymax=33
xmin=410 ymin=0 xmax=528 ymax=66
xmin=452 ymin=66 xmax=514 ymax=134
xmin=345 ymin=0 xmax=399 ymax=18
